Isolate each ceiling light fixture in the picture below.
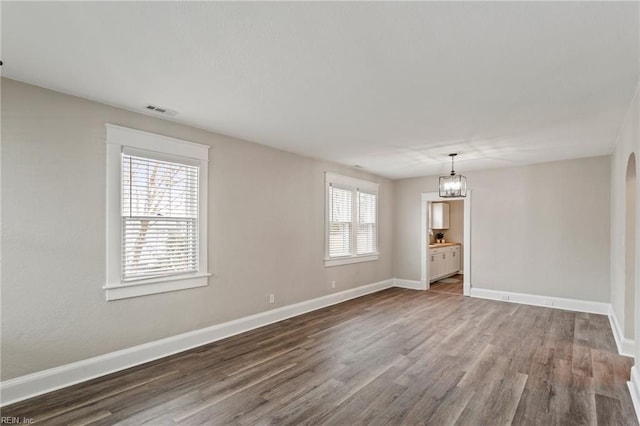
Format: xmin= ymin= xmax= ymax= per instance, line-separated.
xmin=439 ymin=153 xmax=467 ymax=198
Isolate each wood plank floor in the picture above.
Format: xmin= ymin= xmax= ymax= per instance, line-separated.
xmin=430 ymin=274 xmax=463 ymax=295
xmin=2 ymin=288 xmax=636 ymax=425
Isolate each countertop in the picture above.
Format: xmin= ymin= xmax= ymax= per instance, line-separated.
xmin=428 ymin=242 xmax=461 ymax=248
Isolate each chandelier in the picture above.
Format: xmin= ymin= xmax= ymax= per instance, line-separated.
xmin=439 ymin=153 xmax=467 ymax=198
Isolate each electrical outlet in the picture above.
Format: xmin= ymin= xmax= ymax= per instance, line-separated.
xmin=331 ymin=280 xmax=336 ymax=289
xmin=269 ymin=293 xmax=275 ymax=304
xmin=501 ymin=295 xmax=509 ymax=301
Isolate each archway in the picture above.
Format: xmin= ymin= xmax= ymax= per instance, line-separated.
xmin=625 ymin=153 xmax=636 ymax=340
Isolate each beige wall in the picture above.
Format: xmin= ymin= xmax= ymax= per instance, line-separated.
xmin=394 ymin=156 xmax=611 ymax=302
xmin=0 ymin=78 xmax=394 ymax=380
xmin=610 ymin=86 xmax=640 ymax=355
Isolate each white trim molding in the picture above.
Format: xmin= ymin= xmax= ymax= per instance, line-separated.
xmin=103 ymin=273 xmax=211 ymax=301
xmin=105 ymin=124 xmax=210 ymax=300
xmin=469 ymin=287 xmax=610 ymax=315
xmin=608 ymin=305 xmax=636 ymax=358
xmin=0 ymin=279 xmax=394 ymax=406
xmin=324 ymin=254 xmax=379 ymax=268
xmin=629 ymin=366 xmax=640 ymax=423
xmin=393 ymin=278 xmax=425 ymax=290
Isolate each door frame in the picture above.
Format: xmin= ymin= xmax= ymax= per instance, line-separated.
xmin=420 ymin=191 xmax=472 ymax=295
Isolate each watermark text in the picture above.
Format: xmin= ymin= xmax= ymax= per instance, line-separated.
xmin=0 ymin=417 xmax=35 ymax=424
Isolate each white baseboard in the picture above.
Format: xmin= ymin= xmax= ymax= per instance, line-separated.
xmin=629 ymin=366 xmax=640 ymax=423
xmin=469 ymin=287 xmax=610 ymax=315
xmin=608 ymin=305 xmax=635 ymax=358
xmin=393 ymin=278 xmax=425 ymax=290
xmin=0 ymin=279 xmax=394 ymax=407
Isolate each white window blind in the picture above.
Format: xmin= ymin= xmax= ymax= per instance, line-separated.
xmin=329 ymin=185 xmax=353 ymax=257
xmin=325 ymin=172 xmax=379 ymax=266
xmin=357 ymin=191 xmax=377 ymax=255
xmin=121 ymin=153 xmax=199 ymax=281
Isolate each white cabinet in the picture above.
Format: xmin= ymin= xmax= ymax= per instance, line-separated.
xmin=431 ymin=202 xmax=450 ymax=229
xmin=447 ymin=245 xmax=460 ymax=273
xmin=430 ymin=252 xmax=442 ymax=280
xmin=429 ymin=244 xmax=460 ymax=282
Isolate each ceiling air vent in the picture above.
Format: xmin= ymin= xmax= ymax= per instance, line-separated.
xmin=144 ymin=105 xmax=178 ymax=117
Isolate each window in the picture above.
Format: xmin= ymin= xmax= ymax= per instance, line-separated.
xmin=105 ymin=124 xmax=209 ymax=300
xmin=121 ymin=153 xmax=198 ymax=281
xmin=325 ymin=172 xmax=379 ymax=267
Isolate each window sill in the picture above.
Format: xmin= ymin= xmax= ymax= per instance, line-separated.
xmin=104 ymin=273 xmax=211 ymax=301
xmin=324 ymin=254 xmax=379 ymax=267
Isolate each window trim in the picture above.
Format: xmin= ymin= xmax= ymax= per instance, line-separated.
xmin=325 ymin=172 xmax=379 ymax=267
xmin=105 ymin=124 xmax=210 ymax=300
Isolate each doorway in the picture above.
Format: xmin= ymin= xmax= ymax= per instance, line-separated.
xmin=625 ymin=153 xmax=636 ymax=341
xmin=420 ymin=192 xmax=471 ymax=295
xmin=430 ymin=274 xmax=464 ymax=295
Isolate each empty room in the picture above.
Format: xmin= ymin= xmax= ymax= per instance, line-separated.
xmin=2 ymin=1 xmax=640 ymax=425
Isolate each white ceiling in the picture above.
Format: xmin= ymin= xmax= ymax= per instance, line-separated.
xmin=2 ymin=2 xmax=639 ymax=179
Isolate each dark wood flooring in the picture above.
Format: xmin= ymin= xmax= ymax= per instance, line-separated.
xmin=2 ymin=288 xmax=636 ymax=425
xmin=430 ymin=274 xmax=464 ymax=295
